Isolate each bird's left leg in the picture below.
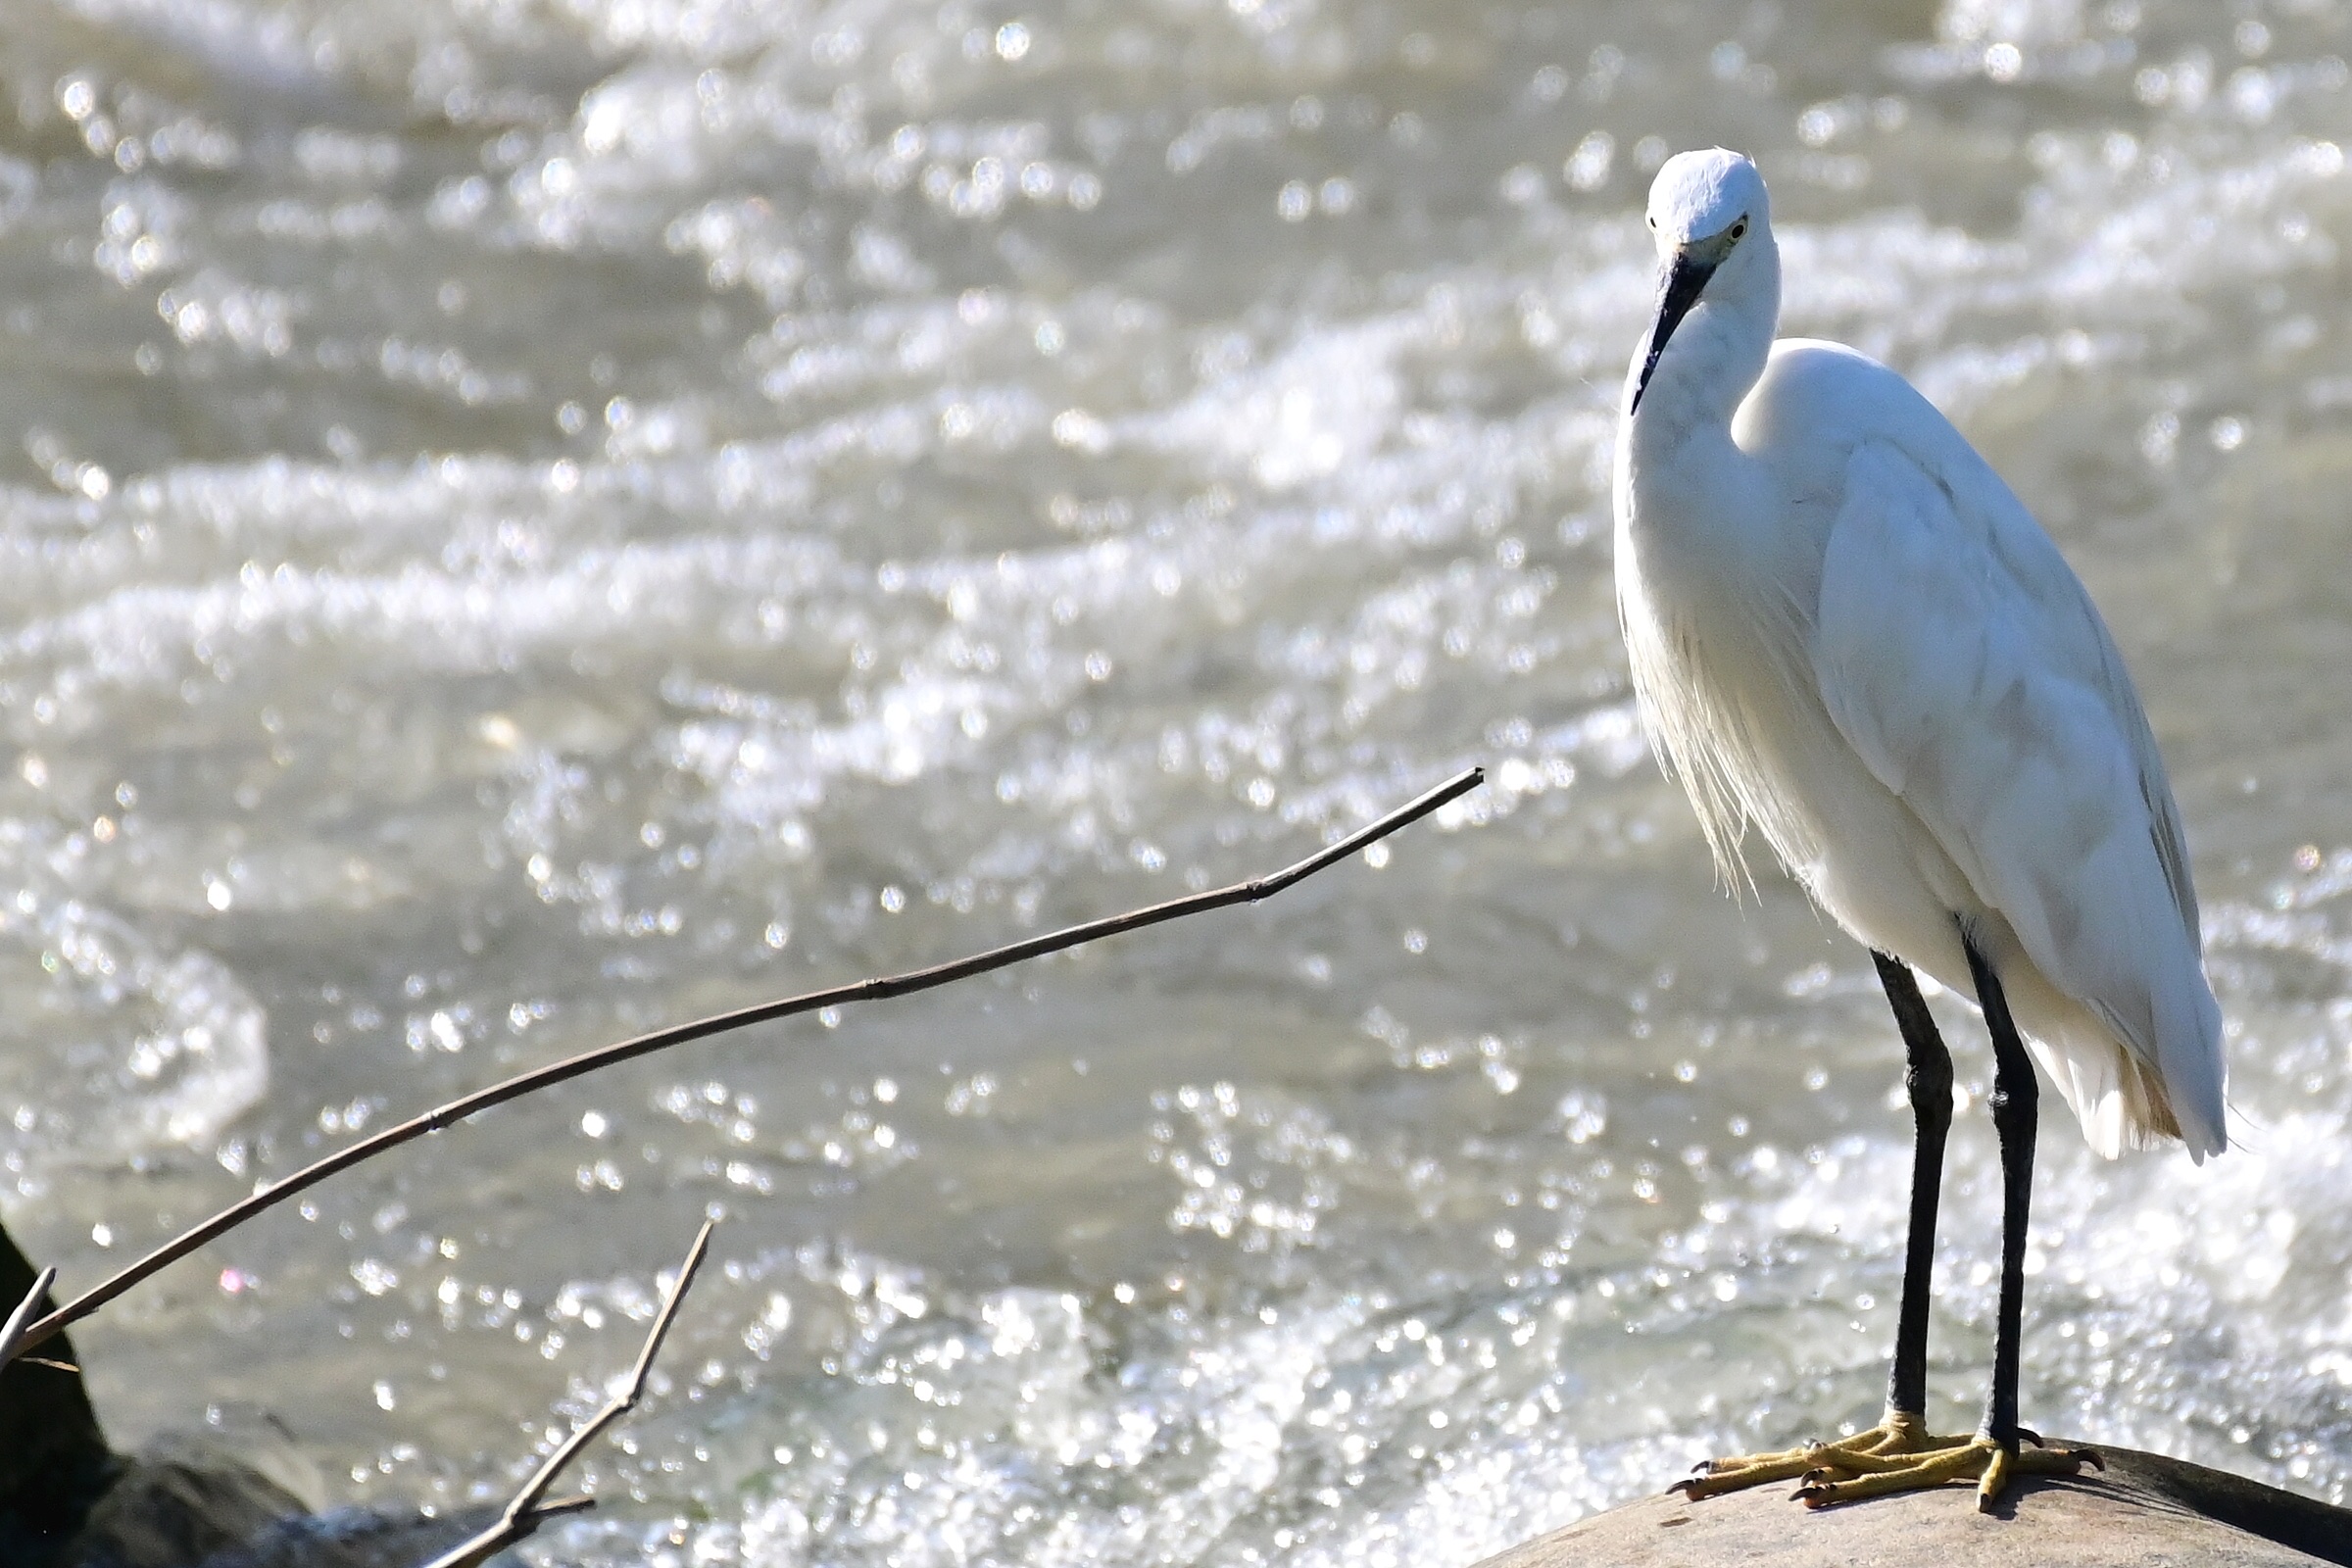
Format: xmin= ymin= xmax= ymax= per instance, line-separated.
xmin=1794 ymin=935 xmax=2097 ymax=1510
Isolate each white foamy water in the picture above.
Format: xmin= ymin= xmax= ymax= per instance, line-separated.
xmin=3 ymin=0 xmax=2352 ymax=1560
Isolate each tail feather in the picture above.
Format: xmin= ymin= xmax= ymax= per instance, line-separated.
xmin=2008 ymin=957 xmax=2223 ymax=1162
xmin=2151 ymin=958 xmax=2227 ymax=1159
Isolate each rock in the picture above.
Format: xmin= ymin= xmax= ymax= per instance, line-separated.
xmin=58 ymin=1442 xmax=311 ymax=1568
xmin=1470 ymin=1445 xmax=2352 ymax=1568
xmin=0 ymin=1221 xmax=120 ymax=1564
xmin=56 ymin=1430 xmax=494 ymax=1568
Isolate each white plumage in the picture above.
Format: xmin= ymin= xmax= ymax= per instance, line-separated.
xmin=1614 ymin=148 xmax=2225 ymax=1160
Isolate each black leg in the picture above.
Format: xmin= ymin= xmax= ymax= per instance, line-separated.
xmin=1962 ymin=932 xmax=2035 ymax=1461
xmin=1873 ymin=951 xmax=1953 ymax=1421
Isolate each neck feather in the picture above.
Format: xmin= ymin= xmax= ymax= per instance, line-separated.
xmin=1626 ymin=250 xmax=1780 ymax=444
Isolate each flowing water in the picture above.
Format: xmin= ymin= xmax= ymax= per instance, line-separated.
xmin=3 ymin=0 xmax=2352 ymax=1559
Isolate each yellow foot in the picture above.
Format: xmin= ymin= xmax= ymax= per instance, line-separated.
xmin=1672 ymin=1410 xmax=1965 ymax=1500
xmin=1793 ymin=1431 xmax=2100 ymax=1512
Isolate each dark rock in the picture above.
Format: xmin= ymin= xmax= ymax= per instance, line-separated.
xmin=0 ymin=1220 xmax=120 ymax=1565
xmin=57 ymin=1432 xmax=497 ymax=1568
xmin=58 ymin=1441 xmax=311 ymax=1568
xmin=183 ymin=1503 xmax=494 ymax=1568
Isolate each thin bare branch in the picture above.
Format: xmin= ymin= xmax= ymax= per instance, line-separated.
xmin=0 ymin=1265 xmax=55 ymax=1371
xmin=416 ymin=1218 xmax=715 ymax=1568
xmin=18 ymin=765 xmax=1481 ymax=1358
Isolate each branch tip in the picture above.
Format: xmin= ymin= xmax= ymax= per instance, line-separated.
xmin=415 ymin=1220 xmax=714 ymax=1568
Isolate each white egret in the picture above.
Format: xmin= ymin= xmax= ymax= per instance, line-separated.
xmin=1613 ymin=149 xmax=2226 ymax=1510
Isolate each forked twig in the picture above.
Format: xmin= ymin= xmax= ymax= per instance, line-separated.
xmin=16 ymin=765 xmax=1482 ymax=1358
xmin=0 ymin=1266 xmax=55 ymax=1371
xmin=417 ymin=1218 xmax=716 ymax=1568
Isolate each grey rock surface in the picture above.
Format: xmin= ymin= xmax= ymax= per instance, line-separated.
xmin=1470 ymin=1446 xmax=2352 ymax=1568
xmin=56 ymin=1434 xmax=492 ymax=1568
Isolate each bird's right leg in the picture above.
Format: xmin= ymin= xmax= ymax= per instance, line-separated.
xmin=1675 ymin=953 xmax=1968 ymax=1498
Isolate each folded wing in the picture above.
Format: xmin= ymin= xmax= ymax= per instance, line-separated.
xmin=1810 ymin=434 xmax=2224 ymax=1157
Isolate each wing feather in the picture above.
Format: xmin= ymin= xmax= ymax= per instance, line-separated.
xmin=1810 ymin=435 xmax=2223 ymax=1154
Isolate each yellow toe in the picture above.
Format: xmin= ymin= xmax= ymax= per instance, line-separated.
xmin=1977 ymin=1444 xmax=2015 ymax=1511
xmin=1671 ymin=1412 xmax=1964 ymax=1501
xmin=1790 ymin=1434 xmax=2097 ymax=1511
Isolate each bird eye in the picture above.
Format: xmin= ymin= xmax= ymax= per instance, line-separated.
xmin=1646 ymin=215 xmax=1656 ymax=228
xmin=1730 ymin=219 xmax=1747 ymax=240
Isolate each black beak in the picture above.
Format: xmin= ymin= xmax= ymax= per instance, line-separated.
xmin=1629 ymin=250 xmax=1716 ymax=415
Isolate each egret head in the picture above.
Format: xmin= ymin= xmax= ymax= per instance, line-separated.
xmin=1631 ymin=149 xmax=1772 ymax=413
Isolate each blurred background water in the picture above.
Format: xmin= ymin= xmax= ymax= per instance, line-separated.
xmin=1 ymin=0 xmax=2350 ymax=1560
